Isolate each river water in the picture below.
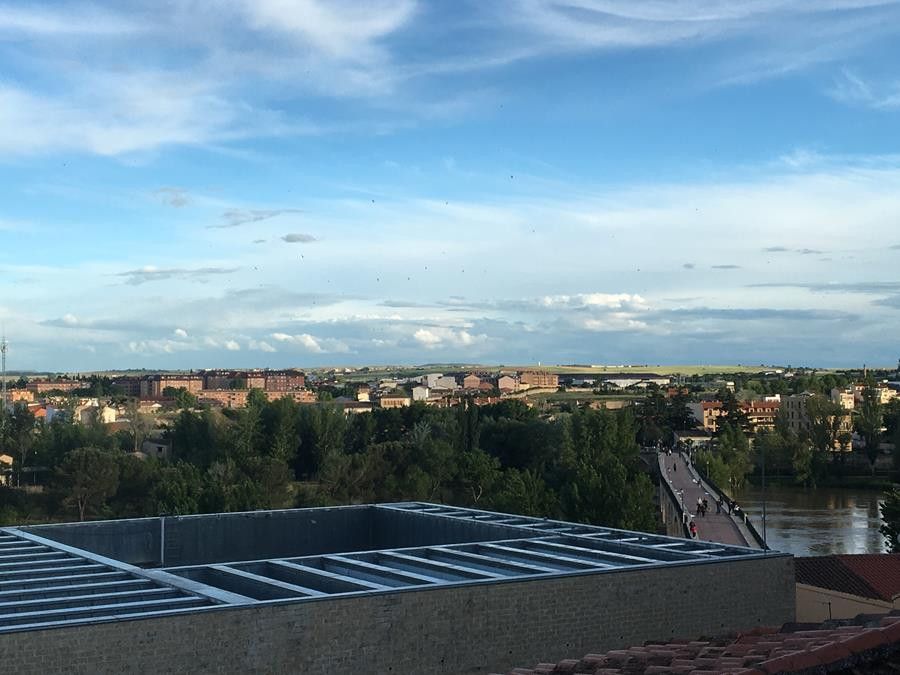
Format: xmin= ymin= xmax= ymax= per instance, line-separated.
xmin=733 ymin=485 xmax=887 ymax=556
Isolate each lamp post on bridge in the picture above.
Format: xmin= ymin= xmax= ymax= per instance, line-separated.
xmin=761 ymin=438 xmax=767 ymax=549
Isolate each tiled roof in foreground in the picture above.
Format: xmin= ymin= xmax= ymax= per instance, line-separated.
xmin=795 ymin=554 xmax=900 ymax=602
xmin=502 ymin=613 xmax=900 ymax=675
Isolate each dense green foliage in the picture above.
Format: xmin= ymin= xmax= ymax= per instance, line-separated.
xmin=0 ymin=397 xmax=657 ymax=532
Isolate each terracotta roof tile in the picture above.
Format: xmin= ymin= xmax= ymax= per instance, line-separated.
xmin=504 ymin=610 xmax=900 ymax=675
xmin=795 ymin=554 xmax=900 ymax=602
xmin=837 ymin=554 xmax=900 ymax=601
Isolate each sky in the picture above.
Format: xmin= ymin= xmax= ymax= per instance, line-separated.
xmin=2 ymin=0 xmax=900 ymax=371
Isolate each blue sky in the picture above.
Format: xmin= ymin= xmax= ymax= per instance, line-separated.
xmin=2 ymin=0 xmax=900 ymax=371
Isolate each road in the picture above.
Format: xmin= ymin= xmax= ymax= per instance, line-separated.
xmin=659 ymin=452 xmax=751 ymax=547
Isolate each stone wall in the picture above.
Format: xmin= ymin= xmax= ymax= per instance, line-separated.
xmin=1 ymin=555 xmax=794 ymax=674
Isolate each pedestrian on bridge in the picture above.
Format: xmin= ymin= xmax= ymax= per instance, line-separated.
xmin=689 ymin=520 xmax=697 ymax=539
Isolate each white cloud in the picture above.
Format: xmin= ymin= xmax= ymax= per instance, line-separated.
xmin=829 ymin=68 xmax=900 ymax=110
xmin=413 ymin=328 xmax=442 ymax=346
xmin=250 ymin=339 xmax=277 ymax=352
xmin=270 ymin=332 xmax=349 ymax=353
xmin=0 ymin=5 xmax=141 ymax=35
xmin=224 ymin=340 xmax=241 ymax=351
xmin=539 ymin=293 xmax=649 ymax=311
xmin=173 ymin=328 xmax=188 ymax=338
xmin=1 ymin=0 xmax=895 ymax=159
xmin=239 ymin=0 xmax=416 ymax=60
xmin=413 ymin=326 xmax=487 ymax=349
xmin=0 ymin=76 xmax=245 ymax=156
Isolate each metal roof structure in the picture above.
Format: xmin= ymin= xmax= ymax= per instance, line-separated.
xmin=0 ymin=502 xmax=768 ymax=634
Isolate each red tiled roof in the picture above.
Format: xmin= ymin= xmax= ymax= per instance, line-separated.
xmin=795 ymin=554 xmax=900 ymax=602
xmin=501 ymin=614 xmax=900 ymax=675
xmin=837 ymin=554 xmax=900 ymax=602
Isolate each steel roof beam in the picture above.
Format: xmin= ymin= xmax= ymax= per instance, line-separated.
xmin=475 ymin=544 xmax=599 ymax=572
xmin=208 ymin=565 xmax=322 ymax=599
xmin=374 ymin=551 xmax=499 ymax=581
xmin=272 ymin=560 xmax=390 ymax=592
xmin=322 ymin=555 xmax=443 ymax=587
xmin=0 ymin=596 xmax=209 ymax=627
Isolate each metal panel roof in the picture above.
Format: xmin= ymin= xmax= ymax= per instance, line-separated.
xmin=1 ymin=502 xmax=772 ymax=634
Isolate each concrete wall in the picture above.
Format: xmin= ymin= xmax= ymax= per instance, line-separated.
xmin=796 ymin=583 xmax=894 ymax=622
xmin=25 ymin=507 xmax=531 ymax=568
xmin=24 ymin=518 xmax=160 ymax=566
xmin=0 ymin=555 xmax=795 ymax=675
xmin=658 ymin=477 xmax=688 ymax=538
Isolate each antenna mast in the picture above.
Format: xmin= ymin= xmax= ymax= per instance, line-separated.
xmin=1 ymin=335 xmax=7 ymax=409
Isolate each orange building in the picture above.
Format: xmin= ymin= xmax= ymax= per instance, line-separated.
xmin=380 ymin=395 xmax=411 ymax=409
xmin=519 ymin=371 xmax=559 ymax=389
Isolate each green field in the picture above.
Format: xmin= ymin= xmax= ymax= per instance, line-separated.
xmin=326 ymin=363 xmax=791 ymax=379
xmin=529 ymin=391 xmax=643 ymax=402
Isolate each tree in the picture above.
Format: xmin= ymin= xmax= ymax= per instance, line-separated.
xmin=804 ymin=395 xmax=848 ymax=483
xmin=56 ymin=447 xmax=120 ymax=521
xmin=457 ymin=449 xmax=500 ymax=505
xmin=666 ymin=390 xmax=696 ymax=432
xmin=125 ymin=399 xmax=154 ymax=454
xmin=880 ymin=485 xmax=900 ymax=552
xmin=0 ymin=403 xmax=35 ymax=486
xmin=856 ymin=379 xmax=883 ymax=474
xmin=163 ymin=387 xmax=198 ymax=410
xmin=153 ymin=462 xmax=203 ymax=515
xmin=708 ymin=422 xmax=752 ymax=490
xmin=717 ymin=388 xmax=749 ymax=434
xmin=491 ymin=469 xmax=557 ymax=518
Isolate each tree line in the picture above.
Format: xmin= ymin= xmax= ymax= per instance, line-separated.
xmin=0 ymin=393 xmax=657 ymax=532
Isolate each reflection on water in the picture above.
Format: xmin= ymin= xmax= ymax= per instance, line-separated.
xmin=734 ymin=485 xmax=886 ymax=556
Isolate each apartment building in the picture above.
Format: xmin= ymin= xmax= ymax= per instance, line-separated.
xmin=142 ymin=374 xmax=204 ymax=398
xmin=264 ymin=370 xmax=306 ymax=391
xmin=831 ymin=387 xmax=855 ymax=411
xmin=8 ymin=390 xmax=34 ymax=403
xmin=380 ymin=394 xmax=412 ymax=409
xmin=782 ymin=392 xmax=852 ymax=443
xmin=689 ymin=399 xmax=780 ymax=434
xmin=519 ymin=370 xmax=559 ymax=389
xmin=26 ymin=379 xmax=81 ymax=394
xmin=112 ymin=377 xmax=142 ymax=397
xmin=742 ymin=400 xmax=781 ymax=432
xmin=689 ymin=401 xmax=724 ymax=433
xmin=199 ymin=388 xmax=316 ymax=408
xmin=463 ymin=373 xmax=482 ymax=390
xmin=497 ymin=375 xmax=518 ymax=393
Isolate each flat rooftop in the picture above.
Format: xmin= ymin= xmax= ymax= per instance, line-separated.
xmin=0 ymin=502 xmax=770 ymax=635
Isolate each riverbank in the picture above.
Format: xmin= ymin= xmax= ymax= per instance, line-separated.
xmin=735 ymin=484 xmax=886 ymax=556
xmin=745 ymin=474 xmax=895 ymax=491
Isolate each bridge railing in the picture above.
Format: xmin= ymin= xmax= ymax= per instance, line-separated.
xmin=657 ymin=454 xmax=691 ymax=539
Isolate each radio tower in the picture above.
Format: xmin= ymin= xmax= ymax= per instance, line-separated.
xmin=1 ymin=334 xmax=7 ymax=409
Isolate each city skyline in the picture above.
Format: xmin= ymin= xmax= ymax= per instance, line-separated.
xmin=2 ymin=2 xmax=900 ymax=370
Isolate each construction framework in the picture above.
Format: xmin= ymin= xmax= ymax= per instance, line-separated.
xmin=0 ymin=502 xmax=772 ymax=635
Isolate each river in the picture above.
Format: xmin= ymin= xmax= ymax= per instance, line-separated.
xmin=733 ymin=485 xmax=887 ymax=556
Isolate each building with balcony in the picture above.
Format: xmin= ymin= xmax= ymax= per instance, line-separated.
xmin=519 ymin=370 xmax=559 ymax=389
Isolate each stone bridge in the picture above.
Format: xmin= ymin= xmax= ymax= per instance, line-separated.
xmin=655 ymin=451 xmax=766 ymax=549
